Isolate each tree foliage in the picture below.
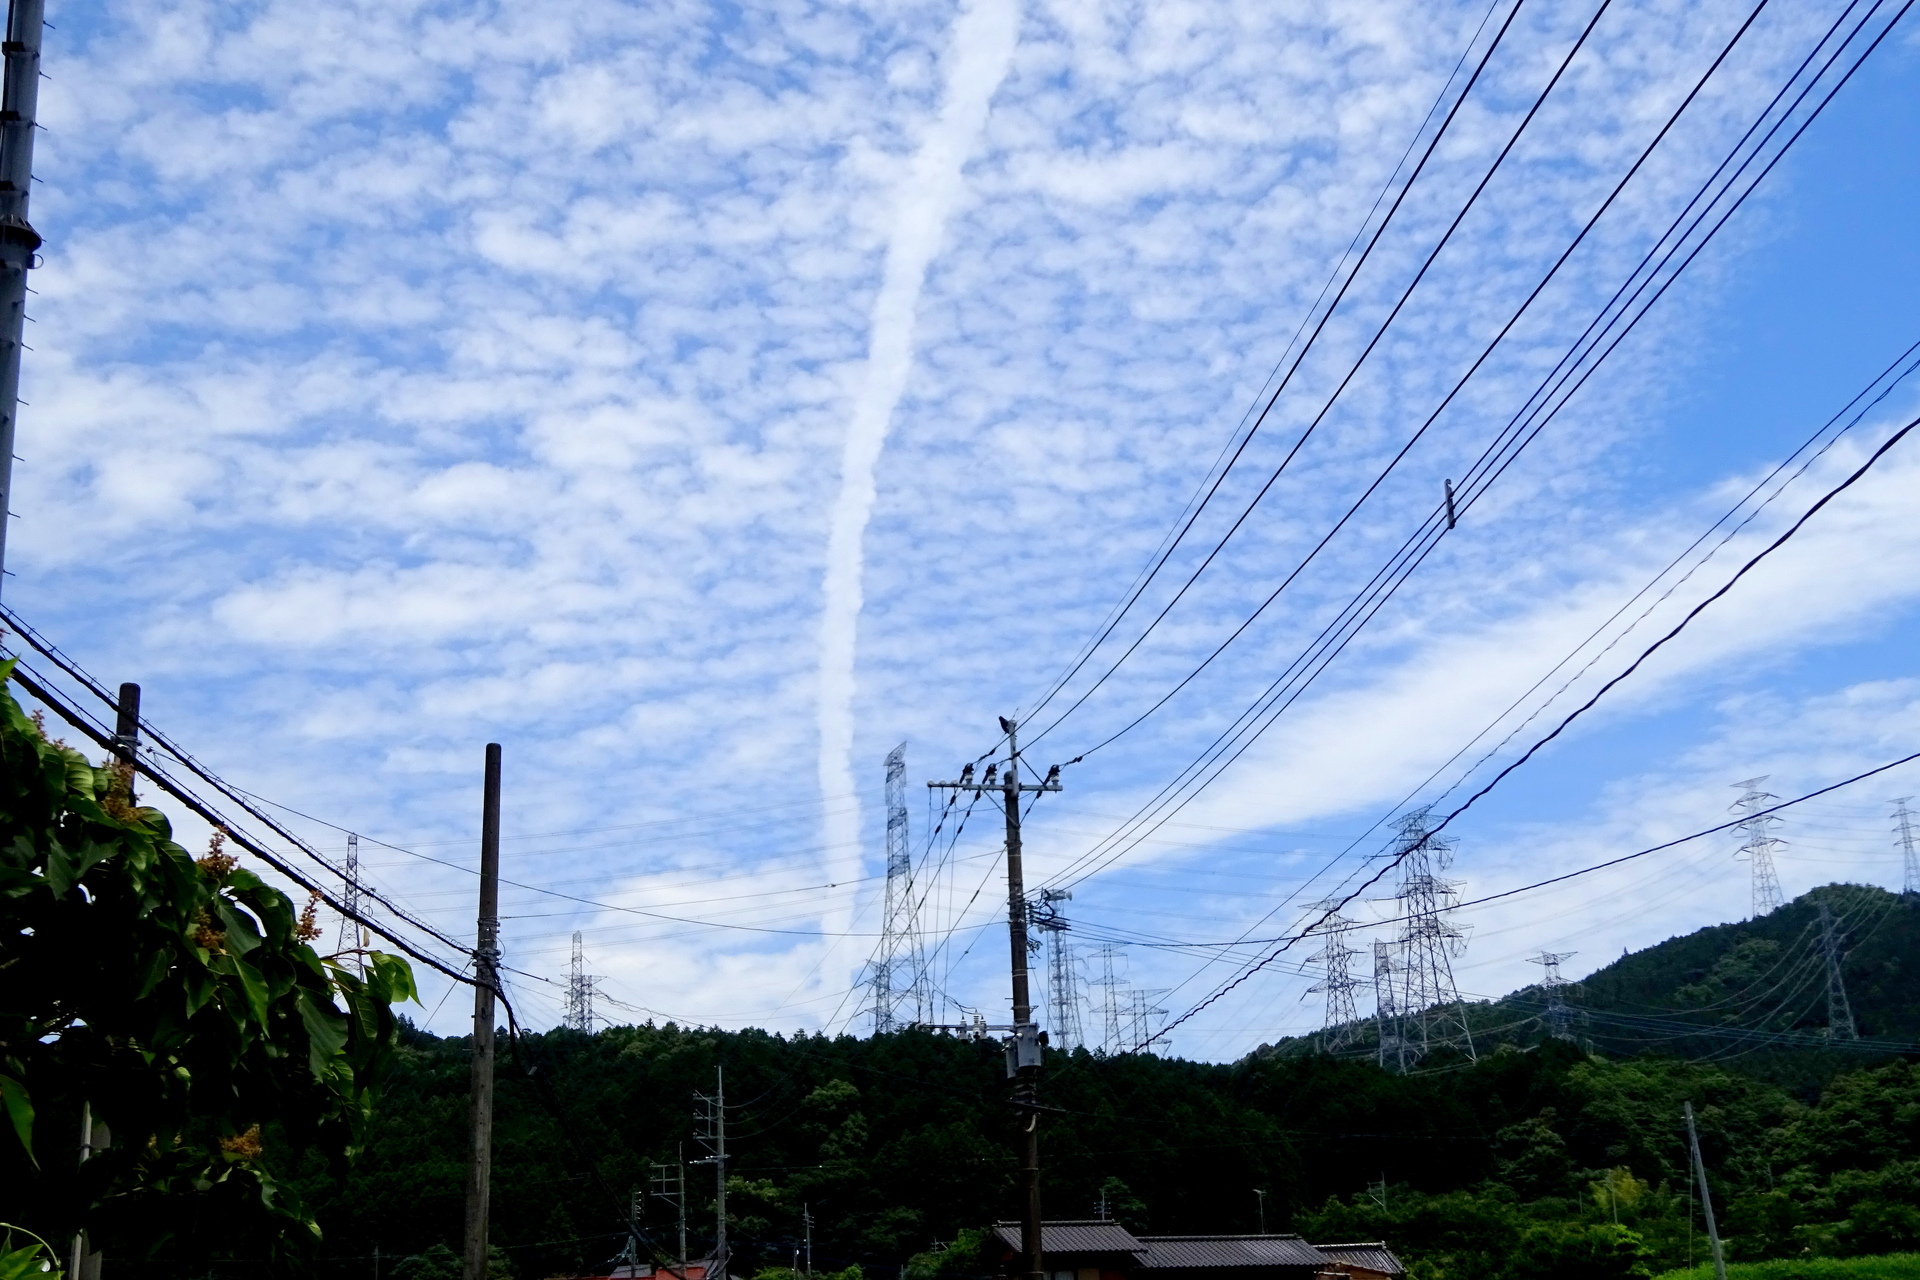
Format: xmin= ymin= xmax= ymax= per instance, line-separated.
xmin=0 ymin=670 xmax=416 ymax=1267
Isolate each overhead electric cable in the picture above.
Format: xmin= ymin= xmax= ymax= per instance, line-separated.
xmin=1021 ymin=0 xmax=1525 ymax=725
xmin=1042 ymin=2 xmax=1912 ymax=894
xmin=1027 ymin=0 xmax=1621 ymax=750
xmin=1144 ymin=745 xmax=1920 ymax=1047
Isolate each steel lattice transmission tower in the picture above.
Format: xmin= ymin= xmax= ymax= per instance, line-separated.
xmin=1306 ymin=902 xmax=1363 ymax=1051
xmin=1128 ymin=988 xmax=1169 ymax=1055
xmin=1386 ymin=808 xmax=1475 ymax=1067
xmin=1527 ymin=950 xmax=1578 ymax=1041
xmin=1817 ymin=900 xmax=1857 ymax=1040
xmin=334 ymin=833 xmax=366 ymax=975
xmin=1031 ymin=889 xmax=1083 ymax=1050
xmin=870 ymin=743 xmax=927 ymax=1034
xmin=1731 ymin=778 xmax=1787 ymax=918
xmin=1091 ymin=943 xmax=1128 ymax=1054
xmin=564 ymin=931 xmax=600 ymax=1034
xmin=1372 ymin=939 xmax=1404 ymax=1071
xmin=1894 ymin=798 xmax=1919 ymax=896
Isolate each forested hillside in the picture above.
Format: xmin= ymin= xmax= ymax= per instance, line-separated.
xmin=1261 ymin=884 xmax=1920 ymax=1090
xmin=142 ymin=885 xmax=1916 ymax=1280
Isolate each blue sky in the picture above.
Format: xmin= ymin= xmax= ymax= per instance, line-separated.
xmin=14 ymin=0 xmax=1920 ymax=1058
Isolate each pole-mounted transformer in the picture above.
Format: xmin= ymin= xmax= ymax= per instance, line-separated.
xmin=0 ymin=0 xmax=43 ymax=596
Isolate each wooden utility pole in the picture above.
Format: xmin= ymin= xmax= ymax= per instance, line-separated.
xmin=464 ymin=744 xmax=503 ymax=1280
xmin=1684 ymin=1102 xmax=1728 ymax=1280
xmin=929 ymin=718 xmax=1061 ymax=1280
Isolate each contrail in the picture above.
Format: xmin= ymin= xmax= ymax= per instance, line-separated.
xmin=816 ymin=0 xmax=1019 ymax=932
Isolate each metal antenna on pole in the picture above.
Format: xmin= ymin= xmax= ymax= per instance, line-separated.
xmin=1384 ymin=808 xmax=1474 ymax=1067
xmin=1032 ymin=889 xmax=1083 ymax=1051
xmin=871 ymin=744 xmax=925 ymax=1033
xmin=1306 ymin=901 xmax=1362 ymax=1051
xmin=928 ymin=717 xmax=1062 ymax=1280
xmin=0 ymin=0 xmax=45 ymax=597
xmin=1893 ymin=798 xmax=1919 ymax=897
xmin=565 ymin=931 xmax=600 ymax=1034
xmin=1526 ymin=951 xmax=1578 ymax=1042
xmin=1730 ymin=778 xmax=1786 ymax=917
xmin=1816 ymin=900 xmax=1857 ymax=1040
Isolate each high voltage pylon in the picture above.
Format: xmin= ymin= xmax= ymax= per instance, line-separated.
xmin=1372 ymin=939 xmax=1403 ymax=1071
xmin=1527 ymin=950 xmax=1578 ymax=1042
xmin=1031 ymin=888 xmax=1083 ymax=1050
xmin=1128 ymin=988 xmax=1168 ymax=1055
xmin=1731 ymin=777 xmax=1786 ymax=918
xmin=334 ymin=832 xmax=366 ymax=975
xmin=564 ymin=931 xmax=600 ymax=1034
xmin=1306 ymin=901 xmax=1362 ymax=1051
xmin=870 ymin=743 xmax=927 ymax=1034
xmin=1893 ymin=798 xmax=1919 ymax=896
xmin=1817 ymin=900 xmax=1857 ymax=1041
xmin=1091 ymin=943 xmax=1128 ymax=1054
xmin=1383 ymin=808 xmax=1474 ymax=1069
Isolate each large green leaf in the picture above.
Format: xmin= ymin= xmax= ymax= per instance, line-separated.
xmin=0 ymin=1074 xmax=33 ymax=1164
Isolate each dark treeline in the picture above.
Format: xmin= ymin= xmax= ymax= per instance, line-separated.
xmin=111 ymin=883 xmax=1920 ymax=1280
xmin=238 ymin=1023 xmax=1920 ymax=1280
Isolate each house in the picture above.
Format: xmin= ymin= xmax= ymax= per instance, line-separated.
xmin=990 ymin=1222 xmax=1405 ymax=1280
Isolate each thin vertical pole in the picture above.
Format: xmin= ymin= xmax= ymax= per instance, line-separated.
xmin=1684 ymin=1102 xmax=1727 ymax=1280
xmin=464 ymin=743 xmax=502 ymax=1280
xmin=1002 ymin=718 xmax=1043 ymax=1280
xmin=0 ymin=0 xmax=44 ymax=596
xmin=714 ymin=1066 xmax=728 ymax=1279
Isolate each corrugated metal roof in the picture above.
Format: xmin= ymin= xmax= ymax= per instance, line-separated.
xmin=1135 ymin=1236 xmax=1327 ymax=1269
xmin=1312 ymin=1244 xmax=1405 ymax=1276
xmin=992 ymin=1221 xmax=1148 ymax=1256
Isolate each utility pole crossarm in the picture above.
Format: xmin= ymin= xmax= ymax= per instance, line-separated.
xmin=929 ymin=716 xmax=1058 ymax=1280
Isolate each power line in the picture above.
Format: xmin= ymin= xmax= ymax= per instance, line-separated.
xmin=1144 ymin=747 xmax=1920 ymax=1047
xmin=1025 ymin=0 xmax=1612 ymax=751
xmin=1037 ymin=0 xmax=1913 ymax=900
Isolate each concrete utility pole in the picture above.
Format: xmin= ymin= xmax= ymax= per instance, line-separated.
xmin=464 ymin=744 xmax=503 ymax=1280
xmin=929 ymin=717 xmax=1062 ymax=1280
xmin=71 ymin=684 xmax=137 ymax=1280
xmin=650 ymin=1148 xmax=689 ymax=1278
xmin=0 ymin=0 xmax=44 ymax=595
xmin=695 ymin=1068 xmax=729 ymax=1280
xmin=1684 ymin=1102 xmax=1728 ymax=1280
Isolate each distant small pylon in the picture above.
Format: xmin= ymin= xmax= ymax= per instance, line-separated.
xmin=564 ymin=931 xmax=600 ymax=1033
xmin=1526 ymin=950 xmax=1578 ymax=1042
xmin=1306 ymin=901 xmax=1363 ymax=1051
xmin=1731 ymin=778 xmax=1786 ymax=918
xmin=1817 ymin=900 xmax=1857 ymax=1041
xmin=1893 ymin=798 xmax=1919 ymax=896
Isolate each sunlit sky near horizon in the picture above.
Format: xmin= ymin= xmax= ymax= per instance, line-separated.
xmin=14 ymin=0 xmax=1920 ymax=1060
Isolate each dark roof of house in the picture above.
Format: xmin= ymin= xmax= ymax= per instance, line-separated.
xmin=1134 ymin=1236 xmax=1328 ymax=1270
xmin=1312 ymin=1244 xmax=1405 ymax=1276
xmin=992 ymin=1221 xmax=1148 ymax=1257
